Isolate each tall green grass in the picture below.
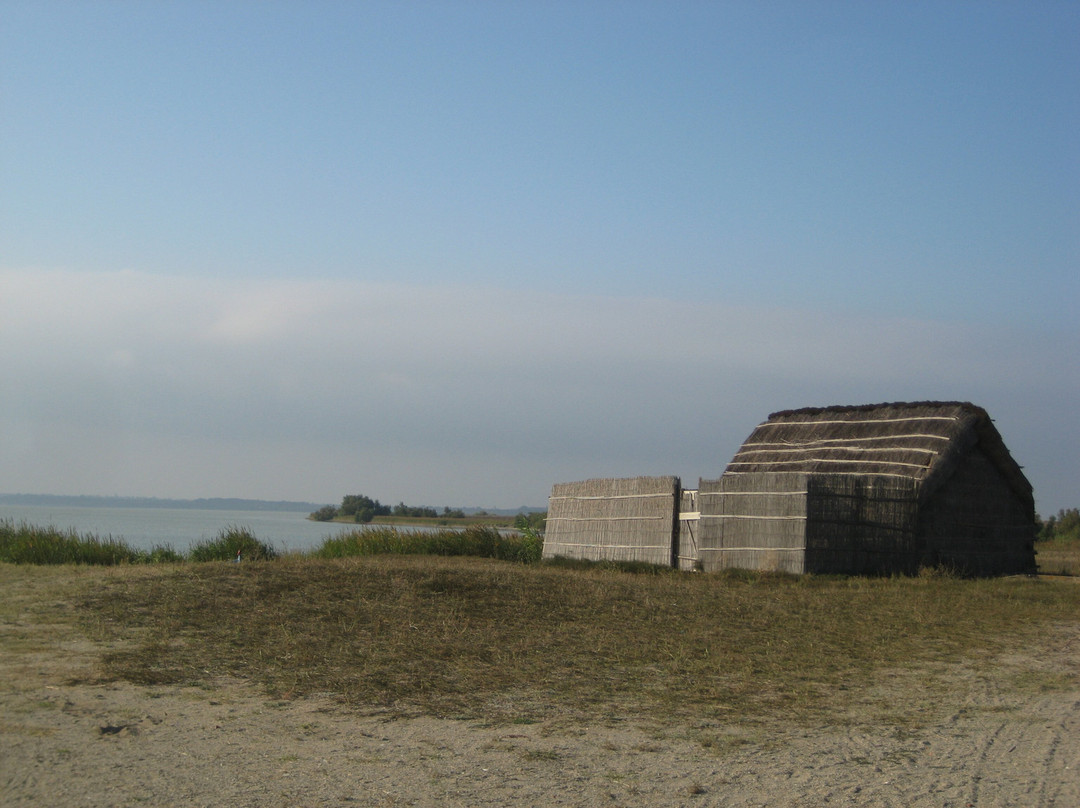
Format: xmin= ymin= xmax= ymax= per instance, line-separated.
xmin=311 ymin=524 xmax=542 ymax=563
xmin=0 ymin=520 xmax=275 ymax=565
xmin=188 ymin=525 xmax=278 ymax=562
xmin=0 ymin=520 xmax=541 ymax=566
xmin=0 ymin=519 xmax=182 ymax=565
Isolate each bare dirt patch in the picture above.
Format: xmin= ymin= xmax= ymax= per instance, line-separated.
xmin=2 ymin=564 xmax=1078 ymax=807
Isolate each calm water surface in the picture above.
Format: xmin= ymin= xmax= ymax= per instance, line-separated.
xmin=0 ymin=504 xmax=357 ymax=554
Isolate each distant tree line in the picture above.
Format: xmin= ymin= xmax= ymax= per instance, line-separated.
xmin=0 ymin=494 xmax=321 ymax=512
xmin=1038 ymin=508 xmax=1080 ymax=542
xmin=310 ymin=494 xmax=465 ymax=523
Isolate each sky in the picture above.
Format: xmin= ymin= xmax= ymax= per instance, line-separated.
xmin=1 ymin=1 xmax=1077 ymax=514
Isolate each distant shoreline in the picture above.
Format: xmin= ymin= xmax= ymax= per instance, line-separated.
xmin=0 ymin=494 xmax=545 ymax=516
xmin=0 ymin=494 xmax=326 ymax=512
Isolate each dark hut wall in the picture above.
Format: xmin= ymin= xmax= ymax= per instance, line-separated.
xmin=697 ymin=473 xmax=810 ymax=574
xmin=543 ymin=476 xmax=680 ymax=566
xmin=919 ymin=448 xmax=1036 ymax=575
xmin=803 ymin=475 xmax=920 ymax=575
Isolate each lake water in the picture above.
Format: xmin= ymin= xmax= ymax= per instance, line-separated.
xmin=0 ymin=503 xmax=360 ymax=554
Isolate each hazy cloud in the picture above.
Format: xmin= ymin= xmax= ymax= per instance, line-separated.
xmin=1 ymin=269 xmax=1075 ymax=512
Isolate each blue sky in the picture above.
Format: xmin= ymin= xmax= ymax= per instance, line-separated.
xmin=1 ymin=2 xmax=1077 ymax=513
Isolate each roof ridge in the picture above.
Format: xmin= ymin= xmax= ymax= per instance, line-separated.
xmin=768 ymin=401 xmax=984 ymax=420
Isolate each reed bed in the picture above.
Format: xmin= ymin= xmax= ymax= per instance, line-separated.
xmin=188 ymin=525 xmax=277 ymax=562
xmin=0 ymin=519 xmax=182 ymax=565
xmin=312 ymin=524 xmax=542 ymax=564
xmin=0 ymin=521 xmax=540 ymax=565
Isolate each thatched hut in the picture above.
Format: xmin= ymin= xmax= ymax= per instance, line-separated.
xmin=543 ymin=476 xmax=681 ymax=566
xmin=697 ymin=402 xmax=1037 ymax=575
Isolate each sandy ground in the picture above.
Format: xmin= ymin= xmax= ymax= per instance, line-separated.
xmin=2 ymin=571 xmax=1078 ymax=807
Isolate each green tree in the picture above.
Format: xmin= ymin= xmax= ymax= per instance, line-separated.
xmin=340 ymin=494 xmax=389 ymax=519
xmin=514 ymin=511 xmax=547 ymax=532
xmin=309 ymin=505 xmax=338 ymax=522
xmin=1039 ymin=508 xmax=1080 ymax=542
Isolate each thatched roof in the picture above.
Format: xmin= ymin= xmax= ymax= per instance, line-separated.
xmin=725 ymin=401 xmax=1032 ymax=510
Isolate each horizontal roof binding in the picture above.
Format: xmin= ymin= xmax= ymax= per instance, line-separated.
xmin=725 ymin=401 xmax=1032 ymax=509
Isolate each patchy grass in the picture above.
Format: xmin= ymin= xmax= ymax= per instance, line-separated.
xmin=75 ymin=555 xmax=1080 ymax=725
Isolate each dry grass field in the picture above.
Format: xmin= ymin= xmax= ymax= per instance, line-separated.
xmin=2 ymin=552 xmax=1079 ymax=806
xmin=1034 ymin=538 xmax=1080 ymax=576
xmin=75 ymin=555 xmax=1076 ymax=723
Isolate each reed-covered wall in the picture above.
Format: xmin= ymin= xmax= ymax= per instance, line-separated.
xmin=698 ymin=472 xmax=809 ymax=574
xmin=803 ymin=475 xmax=920 ymax=574
xmin=543 ymin=476 xmax=681 ymax=566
